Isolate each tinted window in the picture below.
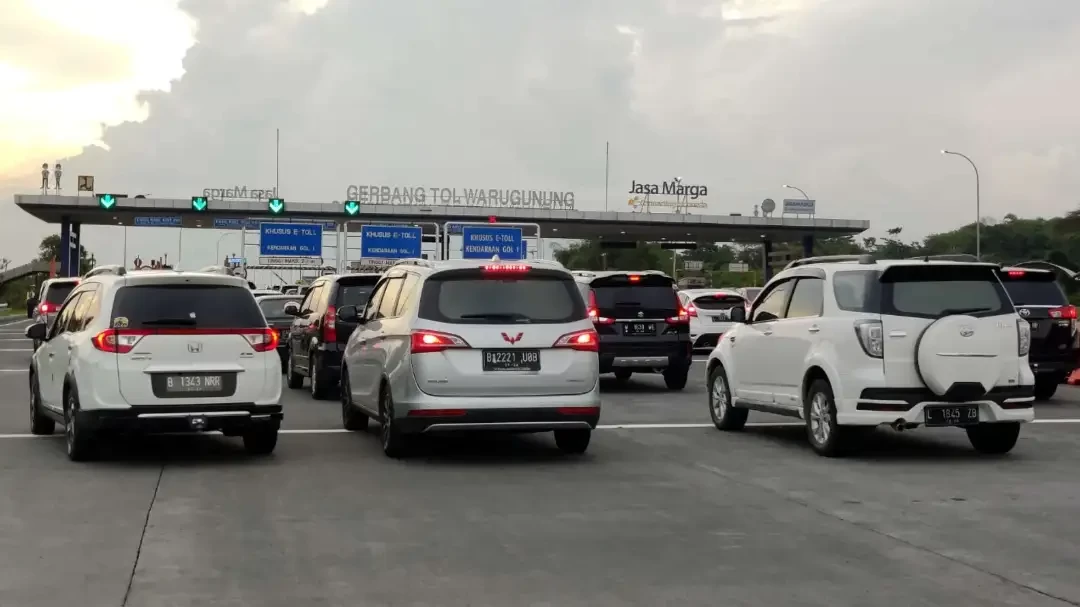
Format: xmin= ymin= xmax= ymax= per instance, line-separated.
xmin=335 ymin=277 xmax=380 ymax=308
xmin=692 ymin=294 xmax=745 ymax=311
xmin=881 ymin=265 xmax=1013 ymax=319
xmin=786 ymin=278 xmax=824 ymax=318
xmin=590 ymin=275 xmax=679 ymax=317
xmin=376 ymin=278 xmax=403 ymax=319
xmin=394 ymin=274 xmax=421 ymax=316
xmin=45 ymin=282 xmax=77 ymax=304
xmin=259 ymin=298 xmax=302 ymax=317
xmin=743 ymin=288 xmax=762 ymax=302
xmin=419 ymin=270 xmax=586 ymax=324
xmin=111 ymin=285 xmax=266 ymax=329
xmin=752 ymin=281 xmax=792 ymax=322
xmin=832 ymin=270 xmax=882 ymax=313
xmin=1000 ymin=273 xmax=1067 ymax=306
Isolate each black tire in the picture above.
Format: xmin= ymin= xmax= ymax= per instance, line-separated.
xmin=966 ymin=422 xmax=1021 ymax=455
xmin=379 ymin=384 xmax=410 ymax=458
xmin=285 ymin=348 xmax=304 ymax=389
xmin=1033 ymin=377 xmax=1059 ymax=401
xmin=243 ymin=428 xmax=279 ymax=455
xmin=804 ymin=379 xmax=860 ymax=457
xmin=340 ymin=368 xmax=368 ymax=431
xmin=554 ymin=429 xmax=591 ymax=454
xmin=663 ymin=365 xmax=689 ymax=391
xmin=613 ymin=370 xmax=632 ymax=382
xmin=309 ymin=351 xmax=331 ymax=400
xmin=708 ymin=364 xmax=748 ymax=431
xmin=64 ymin=387 xmax=95 ymax=462
xmin=29 ymin=371 xmax=55 ymax=436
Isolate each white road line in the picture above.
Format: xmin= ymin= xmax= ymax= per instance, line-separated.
xmin=0 ymin=369 xmax=26 ymax=373
xmin=0 ymin=349 xmax=32 ymax=352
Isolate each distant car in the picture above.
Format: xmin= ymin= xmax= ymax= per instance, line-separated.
xmin=678 ymin=289 xmax=747 ymax=351
xmin=256 ymin=294 xmax=303 ymax=369
xmin=997 ymin=266 xmax=1078 ymax=400
xmin=736 ymin=287 xmax=762 ymax=304
xmin=30 ymin=278 xmax=80 ymax=348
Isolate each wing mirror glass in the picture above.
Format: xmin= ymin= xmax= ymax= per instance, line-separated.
xmin=729 ymin=306 xmax=747 ymax=323
xmin=282 ymin=302 xmax=301 ymax=316
xmin=336 ymin=305 xmax=360 ymax=323
xmin=25 ymin=322 xmax=47 ymax=341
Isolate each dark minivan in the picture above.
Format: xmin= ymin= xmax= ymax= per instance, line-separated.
xmin=282 ymin=273 xmax=382 ymax=399
xmin=998 ymin=266 xmax=1078 ymax=400
xmin=574 ymin=270 xmax=692 ymax=390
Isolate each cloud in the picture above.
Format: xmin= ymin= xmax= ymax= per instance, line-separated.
xmin=3 ymin=0 xmax=1080 ymax=269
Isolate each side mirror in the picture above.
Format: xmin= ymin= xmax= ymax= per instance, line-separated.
xmin=729 ymin=306 xmax=747 ymax=323
xmin=282 ymin=302 xmax=301 ymax=316
xmin=336 ymin=305 xmax=360 ymax=323
xmin=25 ymin=323 xmax=47 ymax=341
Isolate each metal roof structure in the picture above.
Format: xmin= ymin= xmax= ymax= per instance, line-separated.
xmin=14 ymin=194 xmax=870 ymax=243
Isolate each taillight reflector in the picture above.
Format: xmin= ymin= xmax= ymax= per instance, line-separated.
xmin=1050 ymin=305 xmax=1078 ymax=320
xmin=482 ymin=264 xmax=530 ymax=274
xmin=686 ymin=305 xmax=698 ymax=317
xmin=557 ymin=407 xmax=600 ymax=416
xmin=407 ymin=409 xmax=468 ymax=417
xmin=1007 ymin=270 xmax=1025 ymax=277
xmin=587 ymin=291 xmax=614 ymax=325
xmin=410 ymin=330 xmax=470 ymax=354
xmin=323 ymin=305 xmax=337 ymax=342
xmin=553 ymin=329 xmax=599 ymax=352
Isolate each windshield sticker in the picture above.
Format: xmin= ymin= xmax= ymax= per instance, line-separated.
xmin=112 ymin=316 xmax=129 ymax=329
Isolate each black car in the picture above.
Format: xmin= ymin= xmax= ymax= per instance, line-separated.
xmin=574 ymin=270 xmax=692 ymax=390
xmin=998 ymin=266 xmax=1078 ymax=400
xmin=282 ymin=273 xmax=382 ymax=399
xmin=256 ymin=294 xmax=304 ymax=369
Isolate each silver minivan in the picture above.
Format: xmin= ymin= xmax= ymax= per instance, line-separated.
xmin=336 ymin=258 xmax=600 ymax=458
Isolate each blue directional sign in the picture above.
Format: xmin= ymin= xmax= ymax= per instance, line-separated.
xmin=360 ymin=224 xmax=422 ymax=259
xmin=134 ymin=216 xmax=182 ymax=227
xmin=462 ymin=226 xmax=523 ymax=260
xmin=259 ymin=222 xmax=323 ymax=257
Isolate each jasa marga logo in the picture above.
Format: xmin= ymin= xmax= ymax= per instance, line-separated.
xmin=628 ymin=180 xmax=708 ymax=199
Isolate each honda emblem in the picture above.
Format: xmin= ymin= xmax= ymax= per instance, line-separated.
xmin=501 ymin=332 xmax=523 ymax=344
xmin=187 ymin=342 xmax=203 ymax=353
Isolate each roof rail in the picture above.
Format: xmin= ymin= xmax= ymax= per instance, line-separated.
xmin=784 ymin=255 xmax=874 ymax=270
xmin=84 ymin=264 xmax=127 ymax=278
xmin=389 ymin=258 xmax=434 ymax=268
xmin=907 ymin=254 xmax=980 ymax=262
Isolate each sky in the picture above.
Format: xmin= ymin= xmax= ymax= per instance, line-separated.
xmin=3 ymin=0 xmax=1080 ymax=270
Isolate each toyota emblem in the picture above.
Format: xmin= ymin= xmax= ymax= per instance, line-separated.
xmin=959 ymin=326 xmax=975 ymax=338
xmin=1018 ymin=308 xmax=1031 ymax=317
xmin=637 ymin=311 xmax=644 ymax=318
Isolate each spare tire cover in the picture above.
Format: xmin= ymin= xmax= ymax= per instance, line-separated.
xmin=916 ymin=315 xmax=1003 ymax=397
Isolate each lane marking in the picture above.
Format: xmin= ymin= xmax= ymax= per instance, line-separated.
xmin=0 ymin=349 xmax=32 ymax=352
xmin=0 ymin=369 xmax=26 ymax=373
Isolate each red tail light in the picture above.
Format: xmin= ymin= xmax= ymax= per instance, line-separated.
xmin=1007 ymin=270 xmax=1026 ymax=277
xmin=241 ymin=328 xmax=279 ymax=352
xmin=323 ymin=305 xmax=337 ymax=342
xmin=482 ymin=264 xmax=530 ymax=274
xmin=628 ymin=275 xmax=641 ymax=282
xmin=686 ymin=304 xmax=698 ymax=317
xmin=666 ymin=306 xmax=690 ymax=324
xmin=587 ymin=291 xmax=614 ymax=325
xmin=553 ymin=329 xmax=599 ymax=352
xmin=92 ymin=328 xmax=279 ymax=354
xmin=1050 ymin=305 xmax=1077 ymax=320
xmin=557 ymin=406 xmax=600 ymax=416
xmin=93 ymin=329 xmax=149 ymax=353
xmin=38 ymin=302 xmax=52 ymax=315
xmin=411 ymin=330 xmax=470 ymax=354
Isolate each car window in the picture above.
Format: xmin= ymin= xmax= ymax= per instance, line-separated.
xmin=110 ymin=284 xmax=266 ymax=329
xmin=786 ymin=278 xmax=824 ymax=319
xmin=589 ymin=275 xmax=679 ymax=318
xmin=751 ymin=281 xmax=792 ymax=322
xmin=51 ymin=293 xmax=82 ymax=337
xmin=419 ymin=269 xmax=586 ymax=324
xmin=692 ymin=293 xmax=745 ymax=311
xmin=832 ymin=270 xmax=883 ymax=313
xmin=999 ymin=271 xmax=1067 ymax=306
xmin=297 ymin=285 xmax=319 ymax=314
xmin=45 ymin=282 xmax=77 ymax=304
xmin=375 ymin=278 xmax=404 ymax=319
xmin=394 ymin=274 xmax=421 ymax=317
xmin=335 ymin=277 xmax=380 ymax=308
xmin=881 ymin=264 xmax=1013 ymax=319
xmin=258 ymin=298 xmax=302 ymax=318
xmin=362 ymin=281 xmax=386 ymax=321
xmin=70 ymin=289 xmax=99 ymax=332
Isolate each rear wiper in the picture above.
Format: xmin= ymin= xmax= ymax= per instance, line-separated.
xmin=458 ymin=312 xmax=531 ymax=323
xmin=941 ymin=307 xmax=991 ymax=316
xmin=141 ymin=318 xmax=197 ymax=326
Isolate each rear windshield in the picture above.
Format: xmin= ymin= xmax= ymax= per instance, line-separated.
xmin=1000 ymin=272 xmax=1067 ymax=306
xmin=45 ymin=283 xmax=77 ymax=304
xmin=692 ymin=294 xmax=745 ymax=310
xmin=258 ymin=297 xmax=302 ymax=318
xmin=111 ymin=285 xmax=267 ymax=329
xmin=419 ymin=270 xmax=586 ymax=324
xmin=881 ymin=265 xmax=1013 ymax=319
xmin=590 ymin=275 xmax=679 ymax=315
xmin=335 ymin=278 xmax=379 ymax=307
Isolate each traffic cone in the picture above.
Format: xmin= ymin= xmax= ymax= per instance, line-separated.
xmin=1067 ymin=369 xmax=1080 ymax=386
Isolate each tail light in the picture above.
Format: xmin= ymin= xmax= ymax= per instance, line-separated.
xmin=1050 ymin=305 xmax=1077 ymax=320
xmin=91 ymin=328 xmax=279 ymax=354
xmin=92 ymin=329 xmax=150 ymax=354
xmin=666 ymin=305 xmax=690 ymax=324
xmin=37 ymin=302 xmax=52 ymax=315
xmin=686 ymin=304 xmax=698 ymax=318
xmin=853 ymin=320 xmax=883 ymax=358
xmin=587 ymin=291 xmax=614 ymax=325
xmin=323 ymin=305 xmax=337 ymax=342
xmin=628 ymin=275 xmax=641 ymax=282
xmin=482 ymin=264 xmax=530 ymax=274
xmin=411 ymin=330 xmax=470 ymax=354
xmin=553 ymin=329 xmax=599 ymax=352
xmin=1007 ymin=270 xmax=1026 ymax=277
xmin=1017 ymin=320 xmax=1031 ymax=357
xmin=241 ymin=328 xmax=278 ymax=352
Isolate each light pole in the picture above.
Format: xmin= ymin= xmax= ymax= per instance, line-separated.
xmin=216 ymin=232 xmax=236 ymax=263
xmin=783 ymin=184 xmax=810 ymax=200
xmin=941 ymin=150 xmax=981 ymax=260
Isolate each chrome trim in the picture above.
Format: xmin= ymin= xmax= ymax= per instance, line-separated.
xmin=935 ymin=353 xmax=997 ymax=358
xmin=422 ymin=421 xmax=592 ymax=433
xmin=615 ymin=318 xmax=668 ymax=322
xmin=136 ymin=411 xmax=251 ymax=419
xmin=612 ymin=356 xmax=669 ymax=367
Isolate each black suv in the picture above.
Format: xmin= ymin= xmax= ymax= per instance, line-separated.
xmin=282 ymin=273 xmax=382 ymax=398
xmin=998 ymin=266 xmax=1078 ymax=400
xmin=573 ymin=270 xmax=692 ymax=390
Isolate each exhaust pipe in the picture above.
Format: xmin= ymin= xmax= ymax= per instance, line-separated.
xmin=891 ymin=418 xmax=907 ymax=432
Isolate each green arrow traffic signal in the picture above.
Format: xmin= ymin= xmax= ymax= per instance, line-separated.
xmin=343 ymin=200 xmax=360 ymax=216
xmin=97 ymin=193 xmax=117 ymax=209
xmin=268 ymin=198 xmax=285 ymax=214
xmin=191 ymin=196 xmax=208 ymax=212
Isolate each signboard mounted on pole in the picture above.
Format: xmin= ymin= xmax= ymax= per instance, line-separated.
xmin=462 ymin=226 xmax=523 ymax=260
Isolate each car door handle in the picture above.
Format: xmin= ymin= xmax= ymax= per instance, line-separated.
xmin=762 ymin=330 xmax=773 ymax=336
xmin=47 ymin=352 xmax=54 ymax=358
xmin=808 ymin=326 xmax=820 ymax=333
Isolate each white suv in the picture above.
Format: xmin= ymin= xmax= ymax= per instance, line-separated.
xmin=705 ymin=256 xmax=1036 ymax=456
xmin=25 ymin=267 xmax=283 ymax=461
xmin=337 ymin=258 xmax=600 ymax=458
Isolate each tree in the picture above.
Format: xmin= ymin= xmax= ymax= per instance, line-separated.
xmin=36 ymin=234 xmax=96 ymax=272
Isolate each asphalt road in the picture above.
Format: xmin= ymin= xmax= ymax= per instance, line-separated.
xmin=1 ymin=316 xmax=1080 ymax=606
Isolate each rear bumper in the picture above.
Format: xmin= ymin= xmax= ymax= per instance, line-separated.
xmin=837 ymin=386 xmax=1035 ymax=426
xmin=397 ymin=407 xmax=600 ymax=434
xmin=76 ymin=404 xmax=283 ymax=434
xmin=1029 ymin=354 xmax=1077 ymax=376
xmin=598 ymin=339 xmax=692 ymax=372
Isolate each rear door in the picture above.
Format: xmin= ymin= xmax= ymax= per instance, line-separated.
xmin=331 ymin=275 xmax=380 ymax=347
xmin=998 ymin=269 xmax=1075 ymax=357
xmin=590 ymin=274 xmax=684 ymax=341
xmin=691 ymin=292 xmax=746 ymax=333
xmin=879 ymin=264 xmax=1018 ymax=389
xmin=411 ymin=266 xmax=594 ymax=397
xmin=110 ymin=280 xmax=275 ymax=405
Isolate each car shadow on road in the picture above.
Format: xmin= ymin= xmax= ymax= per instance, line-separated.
xmin=743 ymin=425 xmax=1007 ymax=461
xmin=394 ymin=431 xmax=596 ymax=466
xmin=76 ymin=434 xmax=270 ymax=466
xmin=598 ymin=376 xmax=686 ymax=394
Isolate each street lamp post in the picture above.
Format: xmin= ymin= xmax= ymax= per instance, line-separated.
xmin=941 ymin=150 xmax=981 ymax=260
xmin=216 ymin=232 xmax=236 ymax=263
xmin=783 ymin=184 xmax=810 ymax=200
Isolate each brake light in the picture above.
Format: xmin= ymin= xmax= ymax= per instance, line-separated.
xmin=666 ymin=306 xmax=690 ymax=324
xmin=587 ymin=291 xmax=614 ymax=325
xmin=482 ymin=264 xmax=529 ymax=274
xmin=1007 ymin=270 xmax=1026 ymax=277
xmin=853 ymin=320 xmax=883 ymax=358
xmin=92 ymin=329 xmax=149 ymax=354
xmin=323 ymin=305 xmax=337 ymax=342
xmin=241 ymin=328 xmax=278 ymax=352
xmin=686 ymin=304 xmax=698 ymax=318
xmin=553 ymin=329 xmax=599 ymax=352
xmin=628 ymin=275 xmax=641 ymax=282
xmin=1050 ymin=305 xmax=1077 ymax=320
xmin=37 ymin=303 xmax=51 ymax=315
xmin=411 ymin=330 xmax=470 ymax=354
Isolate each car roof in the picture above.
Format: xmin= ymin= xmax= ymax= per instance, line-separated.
xmin=680 ymin=288 xmax=743 ymax=297
xmin=83 ymin=271 xmax=249 ymax=289
xmin=256 ymin=293 xmax=302 ymax=300
xmin=572 ymin=270 xmax=672 ymax=282
xmin=43 ymin=277 xmax=79 ymax=286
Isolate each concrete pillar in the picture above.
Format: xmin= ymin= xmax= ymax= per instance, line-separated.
xmin=802 ymin=234 xmax=814 ymax=258
xmin=59 ymin=218 xmax=71 ymax=277
xmin=69 ymin=222 xmax=82 ymax=277
xmin=763 ymin=239 xmax=774 ymax=283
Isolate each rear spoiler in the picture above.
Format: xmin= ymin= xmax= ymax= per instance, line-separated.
xmin=1009 ymin=261 xmax=1079 ymax=281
